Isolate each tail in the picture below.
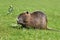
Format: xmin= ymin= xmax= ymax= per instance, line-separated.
xmin=47 ymin=28 xmax=60 ymax=32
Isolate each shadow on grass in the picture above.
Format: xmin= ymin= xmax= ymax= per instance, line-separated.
xmin=10 ymin=24 xmax=60 ymax=32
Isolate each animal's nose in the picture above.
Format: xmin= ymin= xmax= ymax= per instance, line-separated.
xmin=17 ymin=19 xmax=19 ymax=22
xmin=16 ymin=19 xmax=19 ymax=24
xmin=17 ymin=21 xmax=20 ymax=24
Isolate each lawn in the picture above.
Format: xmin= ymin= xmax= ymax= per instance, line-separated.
xmin=0 ymin=0 xmax=60 ymax=40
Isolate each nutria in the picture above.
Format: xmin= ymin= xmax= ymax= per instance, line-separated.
xmin=17 ymin=11 xmax=48 ymax=29
xmin=16 ymin=11 xmax=60 ymax=32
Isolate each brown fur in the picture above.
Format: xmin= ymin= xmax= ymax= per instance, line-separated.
xmin=17 ymin=11 xmax=47 ymax=29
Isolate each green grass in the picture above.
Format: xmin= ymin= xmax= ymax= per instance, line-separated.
xmin=0 ymin=0 xmax=60 ymax=40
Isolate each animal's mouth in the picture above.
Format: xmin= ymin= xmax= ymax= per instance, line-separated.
xmin=17 ymin=21 xmax=25 ymax=25
xmin=17 ymin=21 xmax=22 ymax=24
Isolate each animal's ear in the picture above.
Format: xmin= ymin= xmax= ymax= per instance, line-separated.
xmin=25 ymin=11 xmax=30 ymax=16
xmin=26 ymin=11 xmax=29 ymax=14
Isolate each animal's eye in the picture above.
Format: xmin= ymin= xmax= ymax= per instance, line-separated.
xmin=23 ymin=20 xmax=28 ymax=23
